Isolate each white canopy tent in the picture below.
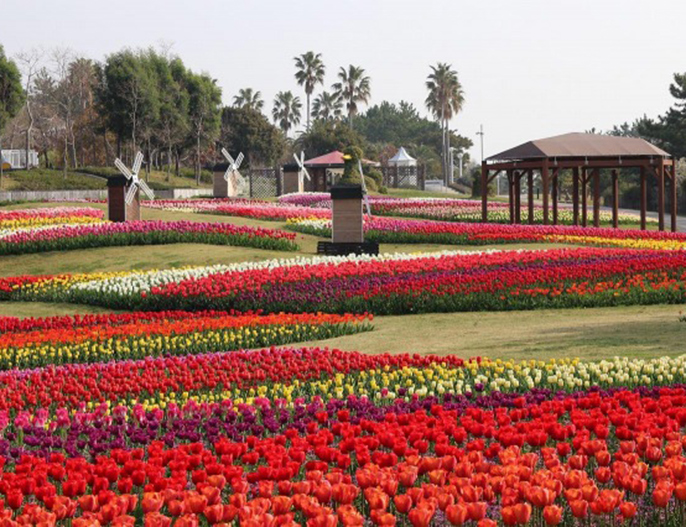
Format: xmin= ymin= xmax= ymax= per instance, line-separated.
xmin=388 ymin=147 xmax=417 ymax=167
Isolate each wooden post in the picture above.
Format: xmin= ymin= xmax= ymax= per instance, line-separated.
xmin=572 ymin=167 xmax=579 ymax=225
xmin=481 ymin=163 xmax=488 ymax=222
xmin=515 ymin=172 xmax=521 ymax=224
xmin=552 ymin=168 xmax=559 ymax=225
xmin=640 ymin=166 xmax=647 ymax=230
xmin=581 ymin=167 xmax=588 ymax=227
xmin=611 ymin=169 xmax=619 ymax=229
xmin=542 ymin=160 xmax=550 ymax=225
xmin=527 ymin=169 xmax=534 ymax=225
xmin=658 ymin=160 xmax=665 ymax=231
xmin=593 ymin=168 xmax=600 ymax=228
xmin=671 ymin=163 xmax=678 ymax=233
xmin=507 ymin=170 xmax=514 ymax=224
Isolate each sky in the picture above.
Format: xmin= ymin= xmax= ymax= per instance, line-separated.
xmin=3 ymin=0 xmax=685 ymax=161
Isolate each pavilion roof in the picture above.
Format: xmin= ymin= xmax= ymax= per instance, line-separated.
xmin=487 ymin=133 xmax=670 ymax=161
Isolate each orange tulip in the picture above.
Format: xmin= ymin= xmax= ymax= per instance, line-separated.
xmin=445 ymin=503 xmax=469 ymax=526
xmin=568 ymin=500 xmax=588 ymax=519
xmin=141 ymin=493 xmax=164 ymax=514
xmin=408 ymin=507 xmax=434 ymax=527
xmin=542 ymin=505 xmax=563 ymax=526
xmin=653 ymin=487 xmax=672 ymax=508
xmin=477 ymin=520 xmax=497 ymax=527
xmin=467 ymin=502 xmax=487 ymax=521
xmin=143 ymin=512 xmax=172 ymax=527
xmin=619 ymin=501 xmax=637 ymax=519
xmin=364 ymin=488 xmax=390 ymax=511
xmin=394 ymin=495 xmax=413 ymax=514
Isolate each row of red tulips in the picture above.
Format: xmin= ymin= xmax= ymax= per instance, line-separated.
xmin=0 ymin=386 xmax=686 ymax=525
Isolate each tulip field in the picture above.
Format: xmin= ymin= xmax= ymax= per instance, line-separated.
xmin=0 ymin=197 xmax=685 ymax=526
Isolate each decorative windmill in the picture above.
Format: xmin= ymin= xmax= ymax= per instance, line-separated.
xmin=221 ymin=149 xmax=245 ymax=197
xmin=293 ymin=152 xmax=311 ymax=193
xmin=108 ymin=152 xmax=154 ymax=222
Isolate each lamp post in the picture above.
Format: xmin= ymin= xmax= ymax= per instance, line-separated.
xmin=457 ymin=153 xmax=464 ymax=181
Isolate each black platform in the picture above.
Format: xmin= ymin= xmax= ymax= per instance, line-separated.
xmin=317 ymin=241 xmax=379 ymax=256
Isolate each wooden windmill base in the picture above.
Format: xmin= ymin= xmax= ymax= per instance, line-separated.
xmin=107 ymin=176 xmax=140 ymax=222
xmin=317 ymin=184 xmax=377 ymax=255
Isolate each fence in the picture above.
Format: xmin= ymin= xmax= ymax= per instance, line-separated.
xmin=242 ymin=167 xmax=282 ymax=199
xmin=379 ymin=165 xmax=425 ymax=190
xmin=0 ymin=187 xmax=213 ymax=203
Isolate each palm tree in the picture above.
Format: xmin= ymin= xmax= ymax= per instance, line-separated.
xmin=233 ymin=88 xmax=264 ymax=112
xmin=312 ymin=91 xmax=343 ymax=121
xmin=294 ymin=51 xmax=325 ymax=130
xmin=272 ymin=91 xmax=302 ymax=136
xmin=425 ymin=63 xmax=465 ymax=184
xmin=332 ymin=65 xmax=371 ymax=129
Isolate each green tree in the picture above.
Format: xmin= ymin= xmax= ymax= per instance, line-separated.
xmin=426 ymin=63 xmax=465 ymax=184
xmin=220 ymin=106 xmax=284 ymax=166
xmin=186 ymin=72 xmax=222 ymax=182
xmin=272 ymin=91 xmax=301 ymax=136
xmin=333 ymin=65 xmax=371 ymax=129
xmin=294 ymin=51 xmax=325 ymax=130
xmin=312 ymin=91 xmax=342 ymax=121
xmin=0 ymin=45 xmax=25 ymax=183
xmin=295 ymin=119 xmax=365 ymax=158
xmin=233 ymin=88 xmax=264 ymax=112
xmin=100 ymin=49 xmax=159 ymax=155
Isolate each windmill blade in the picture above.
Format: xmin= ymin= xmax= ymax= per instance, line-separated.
xmin=138 ymin=179 xmax=155 ymax=200
xmin=222 ymin=148 xmax=234 ymax=165
xmin=132 ymin=152 xmax=144 ymax=175
xmin=302 ymin=166 xmax=311 ymax=180
xmin=235 ymin=152 xmax=244 ymax=169
xmin=114 ymin=158 xmax=133 ymax=179
xmin=124 ymin=182 xmax=139 ymax=205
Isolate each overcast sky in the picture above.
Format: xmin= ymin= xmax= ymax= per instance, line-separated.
xmin=3 ymin=0 xmax=685 ymax=160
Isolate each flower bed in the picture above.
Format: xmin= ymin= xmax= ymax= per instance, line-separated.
xmin=0 ymin=347 xmax=686 ymax=524
xmin=0 ymin=220 xmax=298 ymax=255
xmin=0 ymin=206 xmax=103 ymax=236
xmin=0 ymin=311 xmax=371 ymax=370
xmin=144 ymin=198 xmax=331 ymax=221
xmin=287 ymin=216 xmax=686 ymax=250
xmin=279 ymin=193 xmax=650 ymax=225
xmin=4 ymin=248 xmax=684 ymax=314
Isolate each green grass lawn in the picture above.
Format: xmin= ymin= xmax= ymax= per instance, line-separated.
xmin=1 ymin=169 xmax=107 ymax=190
xmin=0 ymin=168 xmax=211 ymax=192
xmin=298 ymin=304 xmax=686 ymax=361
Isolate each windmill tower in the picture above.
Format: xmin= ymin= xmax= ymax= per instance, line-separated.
xmin=293 ymin=152 xmax=311 ymax=193
xmin=213 ymin=150 xmax=245 ymax=198
xmin=108 ymin=152 xmax=155 ymax=222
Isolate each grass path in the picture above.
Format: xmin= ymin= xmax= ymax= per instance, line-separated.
xmin=298 ymin=304 xmax=686 ymax=361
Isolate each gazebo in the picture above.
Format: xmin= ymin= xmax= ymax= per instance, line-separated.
xmin=388 ymin=147 xmax=417 ymax=167
xmin=480 ymin=133 xmax=677 ymax=231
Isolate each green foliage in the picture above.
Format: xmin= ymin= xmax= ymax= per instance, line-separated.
xmin=272 ymin=91 xmax=301 ymax=135
xmin=0 ymin=45 xmax=25 ymax=133
xmin=333 ymin=65 xmax=371 ymax=127
xmin=295 ymin=120 xmax=365 ymax=158
xmin=355 ymin=101 xmax=472 ymax=177
xmin=470 ymin=166 xmax=495 ymax=198
xmin=3 ymin=169 xmax=107 ymax=190
xmin=220 ymin=107 xmax=284 ymax=165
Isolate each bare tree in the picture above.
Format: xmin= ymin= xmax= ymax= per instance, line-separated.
xmin=15 ymin=48 xmax=43 ymax=169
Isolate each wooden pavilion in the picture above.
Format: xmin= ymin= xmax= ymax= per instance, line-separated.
xmin=480 ymin=133 xmax=677 ymax=231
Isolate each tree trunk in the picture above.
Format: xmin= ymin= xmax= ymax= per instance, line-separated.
xmin=175 ymin=150 xmax=180 ymax=178
xmin=306 ymin=92 xmax=311 ymax=130
xmin=25 ymin=102 xmax=34 ymax=170
xmin=196 ymin=132 xmax=201 ymax=185
xmin=63 ymin=137 xmax=68 ymax=179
